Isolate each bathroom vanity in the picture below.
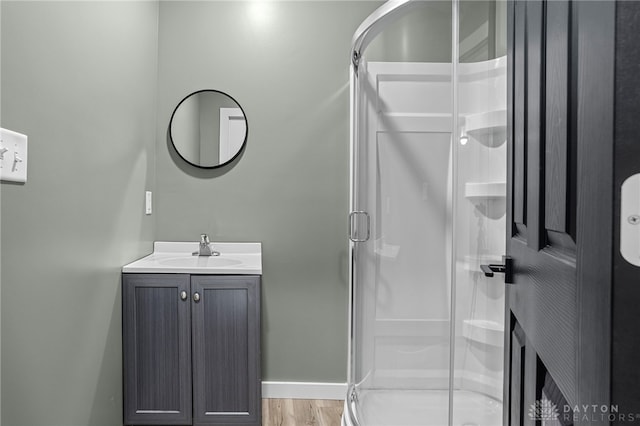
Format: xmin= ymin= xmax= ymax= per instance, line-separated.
xmin=122 ymin=242 xmax=262 ymax=426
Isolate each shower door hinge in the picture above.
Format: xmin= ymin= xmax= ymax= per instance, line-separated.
xmin=349 ymin=211 xmax=370 ymax=242
xmin=480 ymin=255 xmax=514 ymax=284
xmin=352 ymin=50 xmax=360 ymax=72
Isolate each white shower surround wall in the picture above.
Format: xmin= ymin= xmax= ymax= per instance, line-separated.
xmin=355 ymin=59 xmax=454 ymax=393
xmin=456 ymin=57 xmax=507 ymax=403
xmin=345 ymin=56 xmax=506 ymax=426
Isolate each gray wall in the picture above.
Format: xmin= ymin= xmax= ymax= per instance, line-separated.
xmin=1 ymin=2 xmax=384 ymax=424
xmin=0 ymin=2 xmax=158 ymax=425
xmin=367 ymin=1 xmax=452 ymax=63
xmin=155 ymin=0 xmax=380 ymax=382
xmin=364 ymin=0 xmax=506 ymax=64
xmin=459 ymin=0 xmax=507 ymax=62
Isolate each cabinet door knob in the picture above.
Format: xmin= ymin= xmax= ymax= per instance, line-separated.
xmin=193 ymin=292 xmax=201 ymax=303
xmin=180 ymin=291 xmax=188 ymax=301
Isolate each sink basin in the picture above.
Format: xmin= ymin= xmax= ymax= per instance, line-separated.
xmin=122 ymin=241 xmax=262 ymax=275
xmin=158 ymin=256 xmax=242 ymax=268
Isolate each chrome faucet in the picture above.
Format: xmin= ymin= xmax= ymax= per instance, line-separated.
xmin=193 ymin=234 xmax=220 ymax=257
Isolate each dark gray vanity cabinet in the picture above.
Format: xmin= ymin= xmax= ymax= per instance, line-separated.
xmin=122 ymin=274 xmax=261 ymax=426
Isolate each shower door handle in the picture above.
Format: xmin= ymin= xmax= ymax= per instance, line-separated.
xmin=480 ymin=255 xmax=514 ymax=284
xmin=349 ymin=211 xmax=370 ymax=242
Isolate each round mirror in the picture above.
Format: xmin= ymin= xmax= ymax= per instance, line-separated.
xmin=169 ymin=89 xmax=248 ymax=168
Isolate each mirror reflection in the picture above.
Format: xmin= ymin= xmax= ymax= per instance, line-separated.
xmin=169 ymin=89 xmax=247 ymax=168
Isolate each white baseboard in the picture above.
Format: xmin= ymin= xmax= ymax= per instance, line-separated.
xmin=262 ymin=381 xmax=347 ymax=400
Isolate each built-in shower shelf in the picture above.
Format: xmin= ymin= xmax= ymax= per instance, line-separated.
xmin=464 ymin=182 xmax=506 ymax=200
xmin=375 ymin=239 xmax=400 ymax=259
xmin=462 ymin=319 xmax=504 ymax=347
xmin=463 ymin=109 xmax=506 ymax=147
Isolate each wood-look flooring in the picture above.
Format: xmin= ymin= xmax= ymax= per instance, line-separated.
xmin=262 ymin=399 xmax=344 ymax=426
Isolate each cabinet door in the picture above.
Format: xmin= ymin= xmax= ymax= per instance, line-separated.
xmin=123 ymin=274 xmax=192 ymax=425
xmin=191 ymin=275 xmax=261 ymax=426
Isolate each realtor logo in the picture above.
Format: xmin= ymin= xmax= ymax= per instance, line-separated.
xmin=529 ymin=399 xmax=560 ymax=421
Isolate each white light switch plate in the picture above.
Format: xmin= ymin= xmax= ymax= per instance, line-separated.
xmin=0 ymin=128 xmax=28 ymax=183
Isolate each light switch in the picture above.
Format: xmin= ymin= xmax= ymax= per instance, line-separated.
xmin=0 ymin=128 xmax=28 ymax=183
xmin=145 ymin=191 xmax=152 ymax=215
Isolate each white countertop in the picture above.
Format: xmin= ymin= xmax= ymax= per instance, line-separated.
xmin=122 ymin=241 xmax=262 ymax=275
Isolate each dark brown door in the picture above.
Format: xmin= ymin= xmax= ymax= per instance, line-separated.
xmin=505 ymin=1 xmax=614 ymax=425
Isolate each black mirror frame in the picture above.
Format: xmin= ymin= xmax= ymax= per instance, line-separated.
xmin=168 ymin=89 xmax=248 ymax=169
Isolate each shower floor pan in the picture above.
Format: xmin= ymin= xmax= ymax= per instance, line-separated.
xmin=343 ymin=390 xmax=502 ymax=426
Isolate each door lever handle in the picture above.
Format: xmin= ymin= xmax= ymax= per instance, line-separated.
xmin=480 ymin=255 xmax=513 ymax=284
xmin=480 ymin=264 xmax=504 ymax=277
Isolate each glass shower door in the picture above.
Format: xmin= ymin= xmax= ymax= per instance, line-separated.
xmin=349 ymin=58 xmax=455 ymax=426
